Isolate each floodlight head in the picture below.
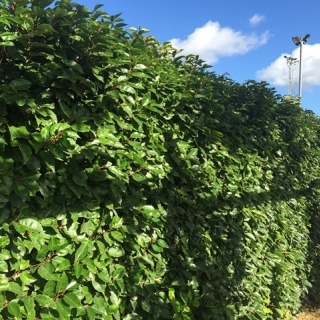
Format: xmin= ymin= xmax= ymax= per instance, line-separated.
xmin=284 ymin=55 xmax=298 ymax=61
xmin=303 ymin=34 xmax=310 ymax=43
xmin=292 ymin=36 xmax=302 ymax=46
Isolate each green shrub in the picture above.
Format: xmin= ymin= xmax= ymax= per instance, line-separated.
xmin=0 ymin=1 xmax=320 ymax=319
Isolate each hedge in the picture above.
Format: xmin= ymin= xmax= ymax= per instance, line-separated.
xmin=0 ymin=0 xmax=320 ymax=319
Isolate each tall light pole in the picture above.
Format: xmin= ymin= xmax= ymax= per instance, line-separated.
xmin=292 ymin=34 xmax=310 ymax=101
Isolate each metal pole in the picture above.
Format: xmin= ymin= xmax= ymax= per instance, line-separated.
xmin=298 ymin=41 xmax=303 ymax=99
xmin=292 ymin=34 xmax=310 ymax=103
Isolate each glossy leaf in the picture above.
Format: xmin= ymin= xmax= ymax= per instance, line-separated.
xmin=75 ymin=241 xmax=89 ymax=261
xmin=63 ymin=293 xmax=81 ymax=308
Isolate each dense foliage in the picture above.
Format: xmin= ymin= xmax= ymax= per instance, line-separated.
xmin=0 ymin=0 xmax=320 ymax=319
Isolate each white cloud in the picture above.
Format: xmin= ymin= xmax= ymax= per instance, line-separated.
xmin=249 ymin=14 xmax=265 ymax=27
xmin=256 ymin=44 xmax=320 ymax=89
xmin=169 ymin=21 xmax=270 ymax=65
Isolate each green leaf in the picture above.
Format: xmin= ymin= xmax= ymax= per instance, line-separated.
xmin=0 ymin=41 xmax=15 ymax=46
xmin=55 ymin=258 xmax=71 ymax=272
xmin=109 ymin=216 xmax=123 ymax=229
xmin=7 ymin=301 xmax=21 ymax=317
xmin=0 ymin=137 xmax=6 ymax=145
xmin=56 ymin=273 xmax=69 ymax=293
xmin=157 ymin=239 xmax=169 ymax=248
xmin=152 ymin=244 xmax=163 ymax=252
xmin=66 ymin=180 xmax=82 ymax=198
xmin=140 ymin=255 xmax=154 ymax=267
xmin=91 ymin=303 xmax=107 ymax=315
xmin=108 ymin=247 xmax=124 ymax=258
xmin=109 ymin=290 xmax=119 ymax=305
xmin=48 ymin=237 xmax=58 ymax=251
xmin=92 ymin=279 xmax=105 ymax=293
xmin=110 ymin=231 xmax=124 ymax=242
xmin=130 ymin=132 xmax=146 ymax=139
xmin=10 ymin=78 xmax=32 ymax=91
xmin=8 ymin=282 xmax=24 ymax=296
xmin=140 ymin=92 xmax=151 ymax=107
xmin=132 ymin=71 xmax=149 ymax=78
xmin=141 ymin=300 xmax=151 ymax=313
xmin=180 ymin=291 xmax=189 ymax=304
xmin=132 ymin=173 xmax=147 ymax=184
xmin=134 ymin=64 xmax=147 ymax=70
xmin=118 ymin=84 xmax=136 ymax=95
xmin=0 ymin=283 xmax=10 ymax=292
xmin=38 ymin=262 xmax=55 ymax=280
xmin=56 ymin=243 xmax=73 ymax=256
xmin=63 ymin=292 xmax=81 ymax=308
xmin=66 ymin=280 xmax=77 ymax=291
xmin=13 ymin=182 xmax=28 ymax=202
xmin=20 ymin=272 xmax=37 ymax=284
xmin=60 ymin=102 xmax=72 ymax=118
xmin=191 ymin=297 xmax=200 ymax=307
xmin=72 ymin=171 xmax=87 ymax=186
xmin=107 ymin=303 xmax=119 ymax=314
xmin=136 ymin=233 xmax=151 ymax=247
xmin=140 ymin=205 xmax=160 ymax=219
xmin=15 ymin=126 xmax=30 ymax=139
xmin=75 ymin=241 xmax=89 ymax=261
xmin=168 ymin=288 xmax=175 ymax=301
xmin=0 ymin=235 xmax=9 ymax=248
xmin=26 ymin=155 xmax=41 ymax=172
xmin=117 ymin=75 xmax=128 ymax=82
xmin=56 ymin=299 xmax=71 ymax=318
xmin=0 ymin=261 xmax=8 ymax=272
xmin=90 ymin=170 xmax=109 ymax=181
xmin=246 ymin=233 xmax=256 ymax=241
xmin=71 ymin=123 xmax=90 ymax=132
xmin=106 ymin=90 xmax=120 ymax=101
xmin=23 ymin=296 xmax=35 ymax=316
xmin=40 ymin=150 xmax=55 ymax=171
xmin=112 ymin=265 xmax=126 ymax=280
xmin=43 ymin=280 xmax=56 ymax=297
xmin=35 ymin=294 xmax=56 ymax=308
xmin=34 ymin=23 xmax=57 ymax=35
xmin=21 ymin=173 xmax=41 ymax=189
xmin=19 ymin=143 xmax=32 ymax=164
xmin=19 ymin=218 xmax=44 ymax=233
xmin=108 ymin=166 xmax=124 ymax=178
xmin=97 ymin=271 xmax=112 ymax=283
xmin=115 ymin=22 xmax=127 ymax=28
xmin=86 ymin=307 xmax=96 ymax=320
xmin=177 ymin=141 xmax=190 ymax=150
xmin=74 ymin=263 xmax=83 ymax=279
xmin=65 ymin=60 xmax=84 ymax=73
xmin=263 ymin=307 xmax=273 ymax=314
xmin=93 ymin=3 xmax=104 ymax=11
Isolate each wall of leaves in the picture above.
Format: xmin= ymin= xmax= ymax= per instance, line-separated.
xmin=0 ymin=0 xmax=320 ymax=319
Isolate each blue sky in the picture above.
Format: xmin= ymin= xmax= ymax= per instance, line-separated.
xmin=74 ymin=0 xmax=320 ymax=114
